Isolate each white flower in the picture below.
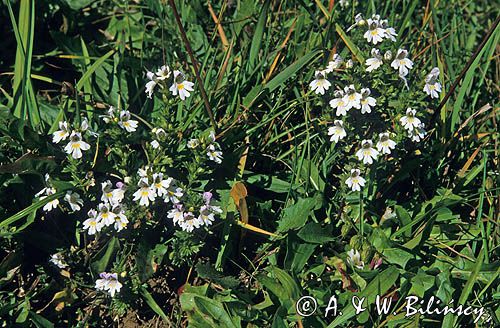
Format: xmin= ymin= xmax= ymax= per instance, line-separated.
xmin=165 ymin=184 xmax=184 ymax=204
xmin=380 ymin=19 xmax=397 ymax=41
xmin=347 ymin=13 xmax=365 ymax=32
xmin=376 ymin=132 xmax=396 ymax=154
xmin=400 ymin=108 xmax=421 ymax=131
xmin=329 ymin=90 xmax=349 ymax=116
xmin=339 ymin=0 xmax=349 ymax=8
xmin=198 ymin=191 xmax=222 ymax=226
xmin=342 ymin=85 xmax=362 ymax=111
xmin=365 ymin=48 xmax=383 ymax=72
xmin=37 ymin=187 xmax=59 ymax=212
xmin=152 ymin=127 xmax=166 ymax=139
xmin=360 ymin=88 xmax=376 ymax=114
xmin=95 ymin=272 xmax=122 ymax=297
xmin=324 ymin=54 xmax=343 ymax=73
xmin=101 ymin=106 xmax=117 ymax=124
xmin=356 ymin=139 xmax=379 ymax=165
xmin=208 ymin=130 xmax=217 ymax=143
xmin=198 ymin=205 xmax=219 ymax=226
xmin=97 ymin=203 xmax=116 ymax=226
xmin=384 ymin=50 xmax=392 ymax=61
xmin=113 ymin=184 xmax=126 ymax=204
xmin=345 ymin=169 xmax=366 ymax=192
xmin=101 ymin=180 xmax=114 ymax=203
xmin=64 ymin=132 xmax=90 ymax=159
xmin=145 ymin=79 xmax=157 ymax=99
xmin=167 ymin=204 xmax=184 ymax=225
xmin=345 ymin=59 xmax=354 ymax=68
xmin=152 ymin=173 xmax=172 ymax=197
xmin=207 ymin=144 xmax=223 ymax=164
xmin=409 ymin=123 xmax=426 ymax=142
xmin=155 ymin=65 xmax=171 ymax=81
xmin=80 ymin=118 xmax=89 ymax=132
xmin=138 ymin=167 xmax=149 ymax=178
xmin=52 ymin=121 xmax=70 ymax=143
xmin=391 ymin=49 xmax=413 ymax=77
xmin=49 ymin=253 xmax=68 ymax=269
xmin=151 ymin=140 xmax=160 ymax=149
xmin=347 ymin=249 xmax=364 ymax=269
xmin=179 ymin=212 xmax=202 ymax=232
xmin=424 ymin=67 xmax=442 ymax=99
xmin=118 ymin=110 xmax=138 ymax=132
xmin=64 ymin=191 xmax=83 ymax=211
xmin=169 ymin=70 xmax=194 ymax=100
xmin=363 ymin=18 xmax=386 ymax=45
xmin=187 ymin=138 xmax=200 ymax=149
xmin=112 ymin=205 xmax=128 ymax=232
xmin=83 ymin=209 xmax=103 ymax=235
xmin=133 ymin=178 xmax=156 ymax=206
xmin=309 ymin=70 xmax=331 ymax=95
xmin=327 ymin=120 xmax=347 ymax=143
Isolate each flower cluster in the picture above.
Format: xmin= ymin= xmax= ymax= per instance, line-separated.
xmin=101 ymin=106 xmax=139 ymax=132
xmin=188 ymin=131 xmax=223 ymax=164
xmin=52 ymin=119 xmax=91 ymax=159
xmin=309 ymin=13 xmax=443 ymax=192
xmin=95 ymin=272 xmax=123 ymax=297
xmin=145 ymin=65 xmax=194 ymax=100
xmin=83 ymin=180 xmax=128 ymax=235
xmin=132 ymin=167 xmax=182 ymax=207
xmin=167 ymin=191 xmax=222 ymax=232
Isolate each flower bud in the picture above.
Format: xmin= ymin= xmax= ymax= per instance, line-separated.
xmin=384 ymin=50 xmax=392 ymax=61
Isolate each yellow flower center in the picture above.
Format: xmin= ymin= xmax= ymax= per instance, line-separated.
xmin=72 ymin=143 xmax=81 ymax=149
xmin=178 ymin=83 xmax=185 ymax=90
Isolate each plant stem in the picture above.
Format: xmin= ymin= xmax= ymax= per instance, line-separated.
xmin=167 ymin=0 xmax=217 ymax=132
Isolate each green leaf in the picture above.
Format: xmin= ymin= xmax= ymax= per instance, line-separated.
xmin=140 ymin=287 xmax=170 ymax=323
xmin=193 ymin=296 xmax=240 ymax=328
xmin=90 ymin=237 xmax=120 ymax=276
xmin=196 ymin=262 xmax=239 ymax=289
xmin=297 ymin=223 xmax=335 ymax=244
xmin=277 ymin=195 xmax=322 ymax=232
xmin=247 ymin=0 xmax=269 ymax=72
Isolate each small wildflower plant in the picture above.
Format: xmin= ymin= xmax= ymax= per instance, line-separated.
xmin=309 ymin=12 xmax=442 ymax=194
xmin=28 ymin=57 xmax=226 ymax=311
